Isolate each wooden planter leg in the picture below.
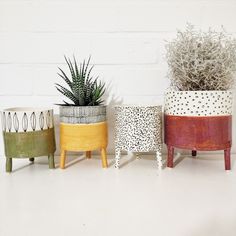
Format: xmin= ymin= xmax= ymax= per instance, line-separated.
xmin=192 ymin=150 xmax=197 ymax=157
xmin=6 ymin=157 xmax=12 ymax=173
xmin=48 ymin=154 xmax=55 ymax=169
xmin=167 ymin=146 xmax=174 ymax=168
xmin=101 ymin=148 xmax=108 ymax=168
xmin=86 ymin=151 xmax=92 ymax=159
xmin=115 ymin=149 xmax=121 ymax=168
xmin=224 ymin=148 xmax=231 ymax=170
xmin=29 ymin=158 xmax=35 ymax=162
xmin=60 ymin=150 xmax=66 ymax=169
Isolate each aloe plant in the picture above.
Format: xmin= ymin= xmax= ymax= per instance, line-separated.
xmin=56 ymin=56 xmax=105 ymax=106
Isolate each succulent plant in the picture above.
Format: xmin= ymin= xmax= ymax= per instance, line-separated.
xmin=56 ymin=56 xmax=105 ymax=106
xmin=166 ymin=24 xmax=236 ymax=91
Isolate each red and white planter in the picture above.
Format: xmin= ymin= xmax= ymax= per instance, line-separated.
xmin=164 ymin=90 xmax=233 ymax=170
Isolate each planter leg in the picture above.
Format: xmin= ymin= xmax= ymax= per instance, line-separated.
xmin=115 ymin=149 xmax=121 ymax=169
xmin=29 ymin=158 xmax=34 ymax=162
xmin=224 ymin=148 xmax=231 ymax=170
xmin=192 ymin=150 xmax=197 ymax=157
xmin=101 ymin=148 xmax=108 ymax=168
xmin=156 ymin=144 xmax=163 ymax=170
xmin=86 ymin=151 xmax=92 ymax=159
xmin=60 ymin=150 xmax=66 ymax=169
xmin=167 ymin=146 xmax=174 ymax=168
xmin=6 ymin=157 xmax=12 ymax=173
xmin=48 ymin=154 xmax=55 ymax=169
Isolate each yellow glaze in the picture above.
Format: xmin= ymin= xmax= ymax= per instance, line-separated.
xmin=60 ymin=122 xmax=108 ymax=169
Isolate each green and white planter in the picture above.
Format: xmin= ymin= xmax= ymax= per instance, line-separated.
xmin=59 ymin=105 xmax=106 ymax=124
xmin=1 ymin=107 xmax=56 ymax=172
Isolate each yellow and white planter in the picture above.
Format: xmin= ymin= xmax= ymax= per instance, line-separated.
xmin=59 ymin=106 xmax=108 ymax=169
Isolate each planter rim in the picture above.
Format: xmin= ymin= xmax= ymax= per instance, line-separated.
xmin=2 ymin=107 xmax=53 ymax=112
xmin=114 ymin=104 xmax=162 ymax=108
xmin=58 ymin=105 xmax=106 ymax=108
xmin=165 ymin=90 xmax=233 ymax=93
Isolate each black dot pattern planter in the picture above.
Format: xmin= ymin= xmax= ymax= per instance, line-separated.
xmin=114 ymin=105 xmax=162 ymax=169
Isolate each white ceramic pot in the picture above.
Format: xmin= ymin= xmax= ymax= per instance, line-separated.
xmin=164 ymin=90 xmax=233 ymax=116
xmin=1 ymin=107 xmax=54 ymax=133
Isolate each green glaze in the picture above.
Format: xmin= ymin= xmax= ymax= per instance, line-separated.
xmin=6 ymin=157 xmax=12 ymax=173
xmin=3 ymin=128 xmax=56 ymax=158
xmin=48 ymin=154 xmax=55 ymax=169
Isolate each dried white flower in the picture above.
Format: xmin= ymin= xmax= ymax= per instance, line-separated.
xmin=166 ymin=24 xmax=236 ymax=91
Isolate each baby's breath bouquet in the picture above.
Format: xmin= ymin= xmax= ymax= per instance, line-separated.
xmin=166 ymin=24 xmax=236 ymax=91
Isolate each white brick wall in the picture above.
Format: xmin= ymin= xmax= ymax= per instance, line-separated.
xmin=0 ymin=0 xmax=236 ymax=156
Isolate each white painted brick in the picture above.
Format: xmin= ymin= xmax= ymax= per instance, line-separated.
xmin=0 ymin=65 xmax=34 ymax=95
xmin=0 ymin=2 xmax=37 ymax=31
xmin=0 ymin=33 xmax=161 ymax=64
xmin=201 ymin=3 xmax=236 ymax=32
xmin=0 ymin=33 xmax=92 ymax=64
xmin=116 ymin=67 xmax=169 ymax=96
xmin=0 ymin=2 xmax=202 ymax=32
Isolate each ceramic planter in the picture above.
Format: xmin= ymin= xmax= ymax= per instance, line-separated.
xmin=59 ymin=105 xmax=108 ymax=168
xmin=60 ymin=122 xmax=108 ymax=169
xmin=114 ymin=105 xmax=162 ymax=169
xmin=1 ymin=107 xmax=56 ymax=172
xmin=59 ymin=105 xmax=106 ymax=124
xmin=164 ymin=90 xmax=233 ymax=170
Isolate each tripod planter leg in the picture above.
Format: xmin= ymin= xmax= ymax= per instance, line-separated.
xmin=101 ymin=148 xmax=108 ymax=168
xmin=29 ymin=158 xmax=35 ymax=162
xmin=48 ymin=154 xmax=55 ymax=169
xmin=156 ymin=151 xmax=163 ymax=170
xmin=167 ymin=146 xmax=174 ymax=168
xmin=60 ymin=150 xmax=66 ymax=169
xmin=6 ymin=157 xmax=12 ymax=173
xmin=224 ymin=148 xmax=231 ymax=170
xmin=192 ymin=150 xmax=197 ymax=157
xmin=156 ymin=144 xmax=163 ymax=170
xmin=86 ymin=151 xmax=91 ymax=159
xmin=115 ymin=149 xmax=121 ymax=169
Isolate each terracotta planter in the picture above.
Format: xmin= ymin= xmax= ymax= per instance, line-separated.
xmin=1 ymin=107 xmax=56 ymax=172
xmin=114 ymin=105 xmax=163 ymax=169
xmin=59 ymin=105 xmax=106 ymax=124
xmin=164 ymin=91 xmax=233 ymax=170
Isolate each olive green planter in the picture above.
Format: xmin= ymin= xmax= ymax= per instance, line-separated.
xmin=1 ymin=107 xmax=56 ymax=172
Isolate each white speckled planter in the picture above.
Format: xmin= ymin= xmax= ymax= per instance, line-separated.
xmin=164 ymin=90 xmax=233 ymax=116
xmin=114 ymin=105 xmax=162 ymax=169
xmin=59 ymin=105 xmax=106 ymax=124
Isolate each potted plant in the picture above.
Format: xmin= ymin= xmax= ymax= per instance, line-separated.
xmin=164 ymin=25 xmax=236 ymax=170
xmin=56 ymin=56 xmax=108 ymax=169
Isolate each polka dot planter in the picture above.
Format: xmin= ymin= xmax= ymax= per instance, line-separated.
xmin=114 ymin=105 xmax=162 ymax=169
xmin=1 ymin=107 xmax=56 ymax=172
xmin=164 ymin=90 xmax=233 ymax=116
xmin=164 ymin=91 xmax=233 ymax=170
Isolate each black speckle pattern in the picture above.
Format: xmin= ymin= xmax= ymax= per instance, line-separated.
xmin=115 ymin=105 xmax=162 ymax=152
xmin=114 ymin=105 xmax=163 ymax=168
xmin=164 ymin=91 xmax=233 ymax=116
